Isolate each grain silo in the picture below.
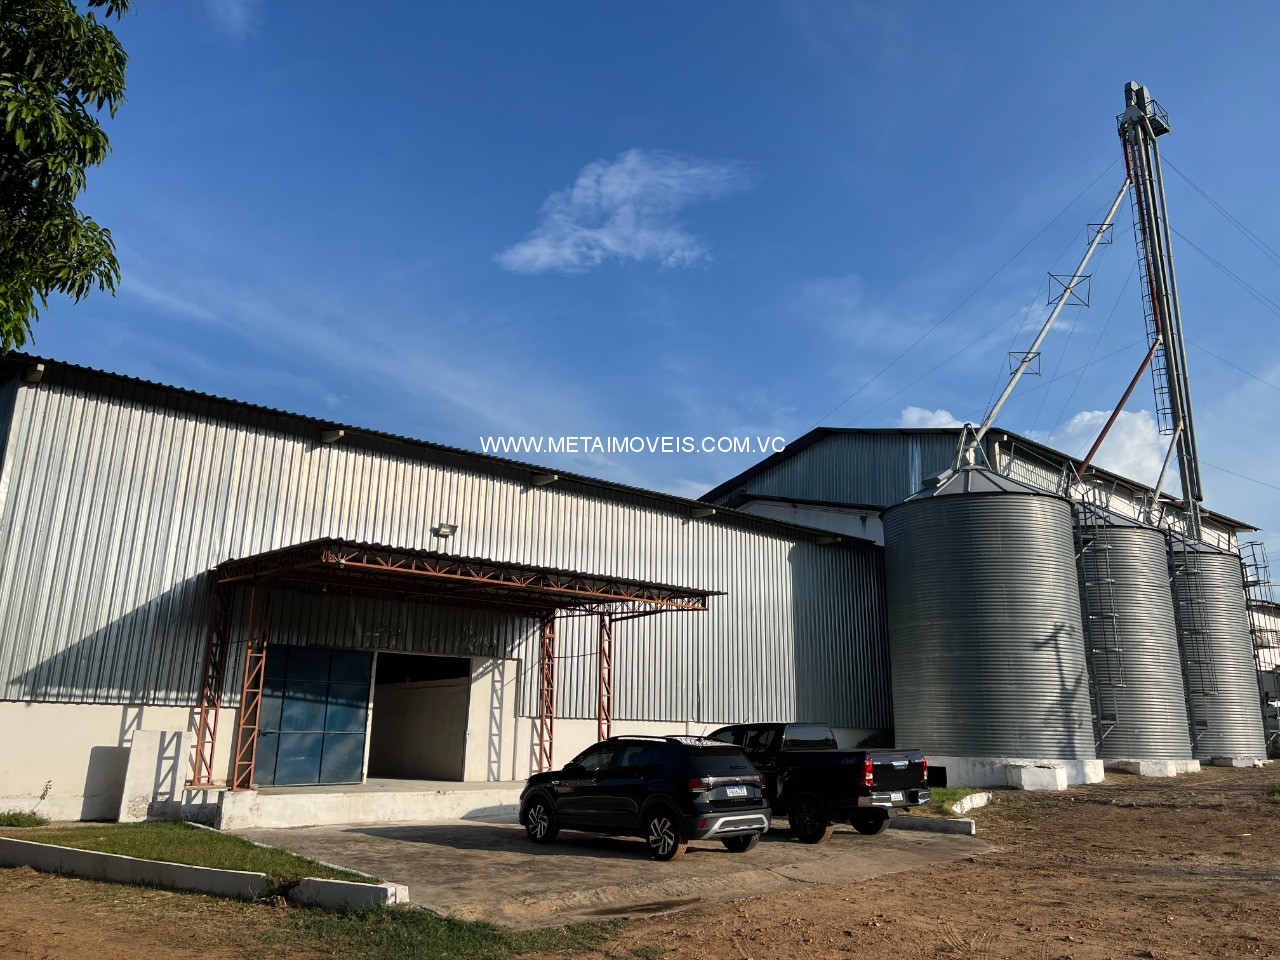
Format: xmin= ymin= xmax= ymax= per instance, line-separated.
xmin=1074 ymin=511 xmax=1192 ymax=759
xmin=1168 ymin=541 xmax=1267 ymax=760
xmin=883 ymin=465 xmax=1095 ymax=760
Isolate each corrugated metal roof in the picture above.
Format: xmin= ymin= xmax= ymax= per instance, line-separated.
xmin=702 ymin=426 xmax=1257 ymax=531
xmin=0 ymin=353 xmax=875 ymax=548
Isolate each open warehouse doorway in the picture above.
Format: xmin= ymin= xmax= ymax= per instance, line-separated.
xmin=367 ymin=653 xmax=473 ymax=781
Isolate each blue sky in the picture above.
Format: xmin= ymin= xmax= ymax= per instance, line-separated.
xmin=36 ymin=2 xmax=1280 ymax=552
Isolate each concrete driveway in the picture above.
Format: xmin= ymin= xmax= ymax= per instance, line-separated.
xmin=239 ymin=818 xmax=989 ymax=927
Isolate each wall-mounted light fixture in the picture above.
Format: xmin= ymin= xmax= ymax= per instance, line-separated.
xmin=690 ymin=506 xmax=717 ymax=519
xmin=320 ymin=428 xmax=345 ymax=444
xmin=433 ymin=522 xmax=458 ymax=538
xmin=22 ymin=363 xmax=44 ymax=384
xmin=816 ymin=535 xmax=841 ymax=545
xmin=531 ymin=473 xmax=559 ymax=486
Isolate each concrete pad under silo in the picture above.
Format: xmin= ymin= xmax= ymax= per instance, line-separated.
xmin=928 ymin=756 xmax=1103 ymax=791
xmin=1208 ymin=756 xmax=1267 ymax=768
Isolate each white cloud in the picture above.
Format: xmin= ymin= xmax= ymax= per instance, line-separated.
xmin=495 ymin=149 xmax=751 ymax=274
xmin=1042 ymin=409 xmax=1170 ymax=487
xmin=897 ymin=406 xmax=962 ymax=428
xmin=205 ymin=0 xmax=259 ymax=38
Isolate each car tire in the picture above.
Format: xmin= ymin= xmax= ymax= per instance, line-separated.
xmin=522 ymin=797 xmax=559 ymax=843
xmin=643 ymin=807 xmax=688 ymax=861
xmin=789 ymin=793 xmax=835 ymax=844
xmin=851 ymin=811 xmax=889 ymax=835
xmin=721 ymin=833 xmax=760 ymax=853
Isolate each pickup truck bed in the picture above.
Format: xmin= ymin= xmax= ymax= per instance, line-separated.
xmin=708 ymin=722 xmax=930 ymax=841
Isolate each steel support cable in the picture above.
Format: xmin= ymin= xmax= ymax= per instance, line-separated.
xmin=1185 ymin=339 xmax=1280 ymax=394
xmin=1198 ymin=459 xmax=1280 ymax=495
xmin=979 ymin=214 xmax=1129 ymax=427
xmin=846 ymin=285 xmax=1050 ymax=427
xmin=1048 ymin=258 xmax=1140 ymax=438
xmin=978 ymin=276 xmax=1051 ymax=421
xmin=1161 ymin=156 xmax=1280 ymax=270
xmin=1171 ymin=227 xmax=1280 ymax=320
xmin=1030 ymin=231 xmax=1120 ymax=433
xmin=809 ymin=158 xmax=1121 ymax=428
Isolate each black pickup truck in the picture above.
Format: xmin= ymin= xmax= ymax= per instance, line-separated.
xmin=708 ymin=722 xmax=929 ymax=842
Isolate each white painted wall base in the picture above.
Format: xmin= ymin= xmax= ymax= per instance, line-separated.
xmin=0 ymin=702 xmax=235 ymax=821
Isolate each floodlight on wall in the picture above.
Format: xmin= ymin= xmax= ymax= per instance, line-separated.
xmin=531 ymin=473 xmax=559 ymax=486
xmin=22 ymin=363 xmax=44 ymax=384
xmin=690 ymin=506 xmax=717 ymax=519
xmin=816 ymin=535 xmax=841 ymax=545
xmin=320 ymin=428 xmax=345 ymax=444
xmin=433 ymin=523 xmax=458 ymax=538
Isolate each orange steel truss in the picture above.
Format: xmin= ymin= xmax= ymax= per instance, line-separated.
xmin=597 ymin=615 xmax=614 ymax=742
xmin=189 ymin=585 xmax=232 ymax=787
xmin=229 ymin=585 xmax=272 ymax=791
xmin=537 ymin=615 xmax=557 ymax=773
xmin=189 ymin=538 xmax=717 ymax=790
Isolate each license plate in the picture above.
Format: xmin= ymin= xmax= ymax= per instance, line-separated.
xmin=725 ymin=785 xmax=748 ymax=797
xmin=889 ymin=790 xmax=904 ymax=802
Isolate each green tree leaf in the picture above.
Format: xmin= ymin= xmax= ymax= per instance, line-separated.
xmin=0 ymin=0 xmax=130 ymax=353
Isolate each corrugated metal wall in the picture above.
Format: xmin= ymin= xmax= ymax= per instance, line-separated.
xmin=712 ymin=432 xmax=959 ymax=508
xmin=0 ymin=374 xmax=892 ymax=729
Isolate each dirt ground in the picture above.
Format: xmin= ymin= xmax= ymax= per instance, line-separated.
xmin=1 ymin=763 xmax=1277 ymax=960
xmin=548 ymin=763 xmax=1280 ymax=960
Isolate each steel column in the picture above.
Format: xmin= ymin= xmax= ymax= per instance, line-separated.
xmin=536 ymin=614 xmax=556 ymax=772
xmin=189 ymin=583 xmax=232 ymax=786
xmin=597 ymin=614 xmax=614 ymax=741
xmin=230 ymin=584 xmax=273 ymax=791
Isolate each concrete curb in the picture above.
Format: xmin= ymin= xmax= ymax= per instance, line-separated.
xmin=0 ymin=836 xmax=409 ymax=908
xmin=889 ymin=816 xmax=977 ymax=836
xmin=947 ymin=792 xmax=992 ymax=816
xmin=291 ymin=877 xmax=410 ymax=909
xmin=0 ymin=836 xmax=270 ymax=899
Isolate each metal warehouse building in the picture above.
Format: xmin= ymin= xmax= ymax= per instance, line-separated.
xmin=0 ymin=356 xmax=1271 ymax=826
xmin=0 ymin=356 xmax=891 ymax=824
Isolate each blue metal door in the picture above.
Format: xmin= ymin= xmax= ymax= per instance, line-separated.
xmin=255 ymin=646 xmax=372 ymax=786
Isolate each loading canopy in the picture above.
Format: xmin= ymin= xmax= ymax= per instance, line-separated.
xmin=190 ymin=538 xmax=721 ymax=790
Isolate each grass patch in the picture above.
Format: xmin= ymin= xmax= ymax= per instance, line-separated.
xmin=909 ymin=787 xmax=977 ymax=818
xmin=1267 ymin=783 xmax=1280 ymax=803
xmin=276 ymin=906 xmax=618 ymax=960
xmin=0 ymin=821 xmax=374 ymax=885
xmin=0 ymin=810 xmax=50 ymax=827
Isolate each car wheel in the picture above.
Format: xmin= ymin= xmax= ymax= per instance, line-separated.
xmin=643 ymin=808 xmax=688 ymax=861
xmin=788 ymin=793 xmax=835 ymax=844
xmin=851 ymin=811 xmax=889 ymax=835
xmin=522 ymin=797 xmax=559 ymax=843
xmin=721 ymin=833 xmax=760 ymax=853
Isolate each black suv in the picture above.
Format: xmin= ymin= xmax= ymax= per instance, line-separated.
xmin=519 ymin=736 xmax=770 ymax=861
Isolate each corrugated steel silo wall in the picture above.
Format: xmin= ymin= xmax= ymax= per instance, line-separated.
xmin=1078 ymin=525 xmax=1192 ymax=759
xmin=884 ymin=494 xmax=1095 ymax=758
xmin=720 ymin=433 xmax=959 ymax=507
xmin=0 ymin=377 xmax=892 ymax=728
xmin=1169 ymin=546 xmax=1267 ymax=758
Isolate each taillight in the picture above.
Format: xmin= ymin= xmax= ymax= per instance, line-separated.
xmin=863 ymin=757 xmax=874 ymax=787
xmin=921 ymin=756 xmax=929 ymax=784
xmin=688 ymin=777 xmax=711 ymax=793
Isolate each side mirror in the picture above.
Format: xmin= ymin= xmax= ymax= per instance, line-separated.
xmin=563 ymin=761 xmax=584 ymax=774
